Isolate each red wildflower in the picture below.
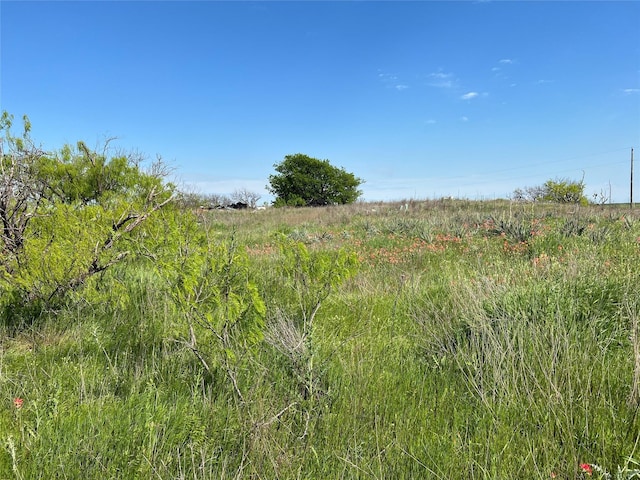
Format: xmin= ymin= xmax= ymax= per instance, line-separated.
xmin=579 ymin=463 xmax=593 ymax=476
xmin=13 ymin=397 xmax=23 ymax=409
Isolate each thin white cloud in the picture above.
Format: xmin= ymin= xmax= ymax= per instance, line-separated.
xmin=378 ymin=72 xmax=398 ymax=82
xmin=425 ymin=119 xmax=437 ymax=125
xmin=461 ymin=92 xmax=479 ymax=100
xmin=379 ymin=71 xmax=409 ymax=91
xmin=493 ymin=59 xmax=514 ymax=79
xmin=430 ymin=72 xmax=450 ymax=79
xmin=623 ymin=88 xmax=640 ymax=94
xmin=461 ymin=116 xmax=469 ymax=122
xmin=428 ymin=71 xmax=456 ymax=88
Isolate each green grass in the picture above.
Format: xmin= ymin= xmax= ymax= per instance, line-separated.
xmin=2 ymin=200 xmax=640 ymax=478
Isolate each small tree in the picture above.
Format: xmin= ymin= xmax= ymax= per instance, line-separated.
xmin=512 ymin=178 xmax=588 ymax=205
xmin=172 ymin=235 xmax=265 ymax=402
xmin=511 ymin=185 xmax=546 ymax=203
xmin=542 ymin=178 xmax=588 ymax=205
xmin=267 ymin=154 xmax=363 ymax=207
xmin=0 ymin=111 xmax=174 ymax=318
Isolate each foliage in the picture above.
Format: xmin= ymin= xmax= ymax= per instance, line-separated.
xmin=267 ymin=153 xmax=363 ymax=207
xmin=265 ymin=237 xmax=359 ymax=438
xmin=542 ymin=177 xmax=589 ymax=205
xmin=276 ymin=236 xmax=359 ymax=324
xmin=171 ymin=231 xmax=266 ymax=401
xmin=513 ymin=177 xmax=589 ymax=204
xmin=0 ymin=111 xmax=174 ymax=320
xmin=2 ymin=186 xmax=640 ymax=477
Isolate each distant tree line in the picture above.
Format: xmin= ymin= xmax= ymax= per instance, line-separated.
xmin=178 ymin=188 xmax=262 ymax=210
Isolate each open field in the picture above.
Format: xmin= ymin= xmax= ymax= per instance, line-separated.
xmin=2 ymin=199 xmax=640 ymax=479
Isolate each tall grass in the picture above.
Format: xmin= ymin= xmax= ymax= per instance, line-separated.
xmin=1 ymin=200 xmax=639 ymax=478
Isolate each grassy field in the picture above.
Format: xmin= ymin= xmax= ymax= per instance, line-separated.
xmin=2 ymin=199 xmax=640 ymax=479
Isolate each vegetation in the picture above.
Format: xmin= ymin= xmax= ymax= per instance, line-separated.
xmin=1 ymin=118 xmax=639 ymax=478
xmin=0 ymin=112 xmax=174 ymax=323
xmin=513 ymin=177 xmax=589 ymax=205
xmin=2 ymin=196 xmax=639 ymax=478
xmin=267 ymin=153 xmax=363 ymax=207
xmin=178 ymin=188 xmax=261 ymax=209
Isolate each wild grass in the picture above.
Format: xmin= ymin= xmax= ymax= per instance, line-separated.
xmin=2 ymin=199 xmax=640 ymax=478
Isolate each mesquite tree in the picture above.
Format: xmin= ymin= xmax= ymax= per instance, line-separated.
xmin=0 ymin=111 xmax=174 ymax=318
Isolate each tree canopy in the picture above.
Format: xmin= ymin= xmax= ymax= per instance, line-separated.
xmin=267 ymin=154 xmax=363 ymax=207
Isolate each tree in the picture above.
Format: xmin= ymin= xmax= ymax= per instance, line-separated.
xmin=231 ymin=188 xmax=261 ymax=209
xmin=267 ymin=154 xmax=363 ymax=207
xmin=542 ymin=178 xmax=588 ymax=205
xmin=512 ymin=177 xmax=588 ymax=205
xmin=511 ymin=185 xmax=546 ymax=203
xmin=0 ymin=111 xmax=175 ymax=317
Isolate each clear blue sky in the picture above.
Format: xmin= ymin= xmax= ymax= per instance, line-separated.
xmin=2 ymin=1 xmax=639 ymax=203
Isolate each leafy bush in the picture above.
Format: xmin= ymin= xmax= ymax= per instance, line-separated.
xmin=0 ymin=111 xmax=175 ymax=322
xmin=513 ymin=177 xmax=589 ymax=204
xmin=543 ymin=178 xmax=589 ymax=205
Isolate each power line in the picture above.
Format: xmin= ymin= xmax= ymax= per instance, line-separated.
xmin=450 ymin=146 xmax=631 ymax=179
xmin=442 ymin=161 xmax=628 ymax=188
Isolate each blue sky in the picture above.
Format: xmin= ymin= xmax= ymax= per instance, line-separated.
xmin=2 ymin=1 xmax=639 ymax=203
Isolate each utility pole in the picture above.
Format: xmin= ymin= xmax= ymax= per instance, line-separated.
xmin=631 ymin=148 xmax=635 ymax=209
